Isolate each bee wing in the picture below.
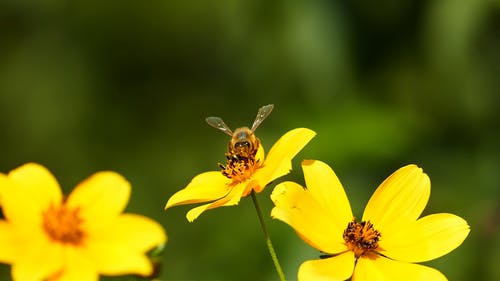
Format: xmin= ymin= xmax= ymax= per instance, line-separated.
xmin=251 ymin=104 xmax=274 ymax=132
xmin=206 ymin=116 xmax=233 ymax=136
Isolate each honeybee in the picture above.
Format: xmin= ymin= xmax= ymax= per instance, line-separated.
xmin=206 ymin=104 xmax=274 ymax=160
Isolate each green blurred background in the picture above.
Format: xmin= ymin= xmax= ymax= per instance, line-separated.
xmin=1 ymin=1 xmax=499 ymax=280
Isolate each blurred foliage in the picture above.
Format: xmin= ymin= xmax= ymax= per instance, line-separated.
xmin=0 ymin=0 xmax=499 ymax=280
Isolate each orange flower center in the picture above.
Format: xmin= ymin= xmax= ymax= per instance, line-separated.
xmin=343 ymin=219 xmax=381 ymax=258
xmin=42 ymin=203 xmax=85 ymax=245
xmin=219 ymin=153 xmax=260 ymax=184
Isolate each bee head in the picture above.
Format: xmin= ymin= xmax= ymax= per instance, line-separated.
xmin=230 ymin=127 xmax=258 ymax=157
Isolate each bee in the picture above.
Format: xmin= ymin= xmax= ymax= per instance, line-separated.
xmin=206 ymin=104 xmax=274 ymax=161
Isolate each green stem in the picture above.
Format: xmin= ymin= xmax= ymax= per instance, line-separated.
xmin=251 ymin=191 xmax=286 ymax=281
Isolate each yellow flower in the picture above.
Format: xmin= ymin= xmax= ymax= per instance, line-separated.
xmin=271 ymin=160 xmax=470 ymax=281
xmin=165 ymin=128 xmax=315 ymax=222
xmin=0 ymin=163 xmax=167 ymax=281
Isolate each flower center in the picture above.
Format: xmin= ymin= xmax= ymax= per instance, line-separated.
xmin=343 ymin=219 xmax=381 ymax=258
xmin=42 ymin=203 xmax=85 ymax=245
xmin=219 ymin=153 xmax=260 ymax=184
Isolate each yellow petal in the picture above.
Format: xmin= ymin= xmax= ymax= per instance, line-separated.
xmin=241 ymin=144 xmax=265 ymax=195
xmin=255 ymin=143 xmax=265 ymax=163
xmin=0 ymin=221 xmax=15 ymax=263
xmin=252 ymin=128 xmax=315 ymax=192
xmin=271 ymin=181 xmax=348 ymax=254
xmin=362 ymin=165 xmax=430 ymax=234
xmin=54 ymin=247 xmax=98 ymax=281
xmin=85 ymin=214 xmax=166 ymax=276
xmin=11 ymin=237 xmax=64 ymax=281
xmin=302 ymin=160 xmax=353 ymax=231
xmin=2 ymin=217 xmax=60 ymax=269
xmin=1 ymin=163 xmax=62 ymax=225
xmin=298 ymin=251 xmax=355 ymax=281
xmin=379 ymin=213 xmax=470 ymax=262
xmin=165 ymin=171 xmax=231 ymax=209
xmin=353 ymin=255 xmax=447 ymax=281
xmin=185 ymin=182 xmax=246 ymax=222
xmin=67 ymin=171 xmax=130 ymax=223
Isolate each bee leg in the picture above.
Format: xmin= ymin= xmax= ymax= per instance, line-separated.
xmin=218 ymin=163 xmax=231 ymax=178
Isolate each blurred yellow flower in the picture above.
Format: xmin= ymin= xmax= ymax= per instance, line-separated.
xmin=271 ymin=160 xmax=470 ymax=281
xmin=165 ymin=128 xmax=315 ymax=222
xmin=0 ymin=163 xmax=167 ymax=281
